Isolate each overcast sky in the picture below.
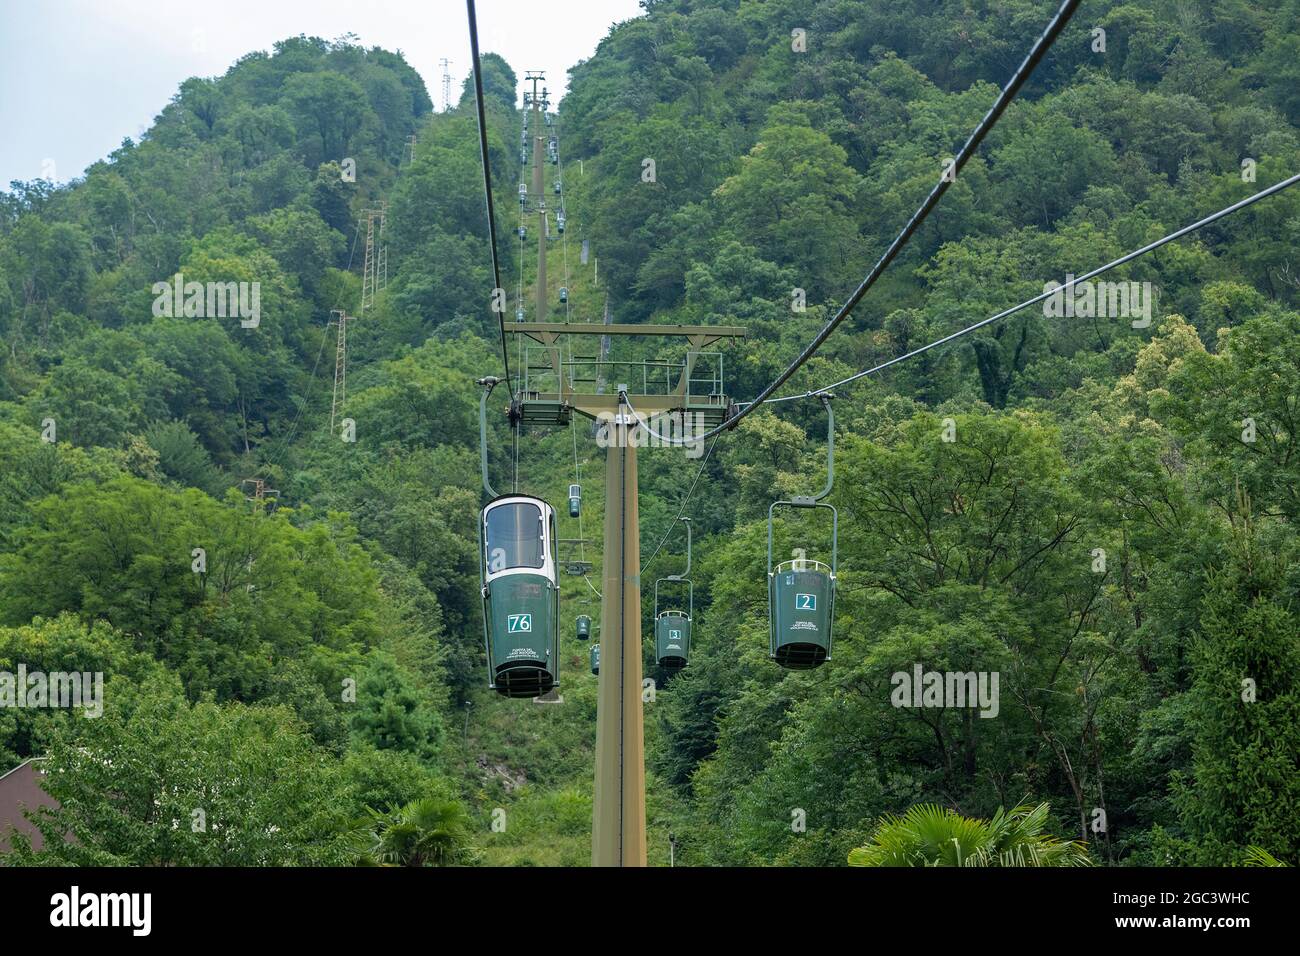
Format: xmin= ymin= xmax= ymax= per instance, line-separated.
xmin=0 ymin=0 xmax=645 ymax=188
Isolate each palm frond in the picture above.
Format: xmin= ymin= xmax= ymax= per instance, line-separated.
xmin=850 ymin=802 xmax=1093 ymax=867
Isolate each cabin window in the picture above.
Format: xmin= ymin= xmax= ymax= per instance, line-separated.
xmin=485 ymin=502 xmax=545 ymax=572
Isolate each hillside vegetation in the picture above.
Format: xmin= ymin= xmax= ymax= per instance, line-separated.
xmin=1 ymin=1 xmax=1298 ymax=866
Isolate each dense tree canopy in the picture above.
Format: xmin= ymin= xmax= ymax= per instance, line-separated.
xmin=2 ymin=1 xmax=1298 ymax=867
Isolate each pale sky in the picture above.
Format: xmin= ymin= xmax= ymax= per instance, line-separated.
xmin=0 ymin=0 xmax=645 ymax=187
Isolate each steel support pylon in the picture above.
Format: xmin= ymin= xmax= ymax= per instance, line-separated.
xmin=531 ymin=96 xmax=547 ymax=325
xmin=591 ymin=403 xmax=646 ymax=866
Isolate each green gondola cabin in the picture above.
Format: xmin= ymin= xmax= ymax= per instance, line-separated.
xmin=480 ymin=495 xmax=560 ymax=697
xmin=654 ymin=610 xmax=690 ymax=669
xmin=766 ymin=395 xmax=837 ymax=670
xmin=652 ymin=520 xmax=694 ymax=671
xmin=769 ymin=557 xmax=835 ymax=669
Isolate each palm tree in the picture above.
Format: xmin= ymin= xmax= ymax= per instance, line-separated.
xmin=848 ymin=802 xmax=1093 ymax=867
xmin=1243 ymin=846 xmax=1289 ymax=867
xmin=355 ymin=798 xmax=475 ymax=867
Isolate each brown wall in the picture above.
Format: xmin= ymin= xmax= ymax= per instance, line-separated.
xmin=0 ymin=760 xmax=58 ymax=853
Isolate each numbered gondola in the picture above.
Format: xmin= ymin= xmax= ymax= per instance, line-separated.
xmin=480 ymin=494 xmax=560 ymax=697
xmin=652 ymin=517 xmax=692 ymax=670
xmin=476 ymin=376 xmax=561 ymax=698
xmin=654 ymin=604 xmax=690 ymax=669
xmin=768 ymin=543 xmax=835 ymax=668
xmin=768 ymin=394 xmax=837 ymax=669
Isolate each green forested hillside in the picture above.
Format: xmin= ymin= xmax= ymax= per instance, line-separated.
xmin=1 ymin=1 xmax=1298 ymax=866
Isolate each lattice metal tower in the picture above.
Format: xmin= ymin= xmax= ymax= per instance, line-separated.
xmin=330 ymin=309 xmax=350 ymax=431
xmin=240 ymin=477 xmax=279 ymax=503
xmin=440 ymin=58 xmax=453 ymax=112
xmin=360 ymin=204 xmax=387 ymax=312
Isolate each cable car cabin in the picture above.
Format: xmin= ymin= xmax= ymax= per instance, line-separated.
xmin=554 ymin=181 xmax=562 ymax=195
xmin=576 ymin=614 xmax=591 ymax=641
xmin=590 ymin=643 xmax=600 ymax=675
xmin=769 ymin=557 xmax=835 ymax=669
xmin=518 ymin=225 xmax=527 ymax=240
xmin=480 ymin=495 xmax=560 ymax=697
xmin=767 ymin=395 xmax=837 ymax=670
xmin=654 ymin=610 xmax=690 ymax=669
xmin=568 ymin=483 xmax=581 ymax=517
xmin=653 ymin=568 xmax=692 ymax=671
xmin=559 ymin=287 xmax=569 ymax=304
xmin=556 ymin=214 xmax=566 ymax=234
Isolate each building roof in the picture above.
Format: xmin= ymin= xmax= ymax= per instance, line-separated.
xmin=0 ymin=758 xmax=58 ymax=853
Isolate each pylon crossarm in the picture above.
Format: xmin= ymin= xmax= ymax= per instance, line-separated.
xmin=507 ymin=322 xmax=746 ymax=341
